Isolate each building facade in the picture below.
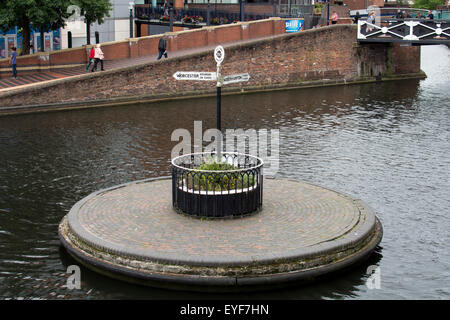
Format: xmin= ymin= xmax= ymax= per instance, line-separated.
xmin=60 ymin=0 xmax=143 ymax=49
xmin=0 ymin=28 xmax=61 ymax=59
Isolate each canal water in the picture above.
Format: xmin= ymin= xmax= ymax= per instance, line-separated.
xmin=0 ymin=45 xmax=449 ymax=300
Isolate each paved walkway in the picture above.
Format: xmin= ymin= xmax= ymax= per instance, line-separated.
xmin=59 ymin=176 xmax=382 ymax=291
xmin=0 ymin=36 xmax=273 ymax=93
xmin=68 ymin=178 xmax=366 ymax=264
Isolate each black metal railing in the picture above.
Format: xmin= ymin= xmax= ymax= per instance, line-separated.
xmin=135 ymin=4 xmax=287 ymax=25
xmin=171 ymin=152 xmax=263 ymax=218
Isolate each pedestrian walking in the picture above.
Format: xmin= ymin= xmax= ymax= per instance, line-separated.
xmin=426 ymin=10 xmax=434 ymax=20
xmin=86 ymin=46 xmax=95 ymax=71
xmin=331 ymin=11 xmax=338 ymax=25
xmin=353 ymin=11 xmax=360 ymax=24
xmin=163 ymin=0 xmax=169 ymax=16
xmin=367 ymin=11 xmax=375 ymax=32
xmin=157 ymin=36 xmax=167 ymax=60
xmin=10 ymin=46 xmax=17 ymax=79
xmin=92 ymin=44 xmax=105 ymax=72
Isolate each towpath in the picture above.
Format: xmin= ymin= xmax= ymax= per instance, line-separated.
xmin=0 ymin=36 xmax=271 ymax=93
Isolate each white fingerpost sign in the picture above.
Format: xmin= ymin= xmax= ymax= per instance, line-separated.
xmin=223 ymin=73 xmax=251 ymax=85
xmin=173 ymin=45 xmax=251 ymax=153
xmin=214 ymin=45 xmax=225 ymax=66
xmin=173 ymin=72 xmax=217 ymax=81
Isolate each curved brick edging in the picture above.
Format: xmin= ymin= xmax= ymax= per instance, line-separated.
xmin=58 ymin=177 xmax=383 ymax=291
xmin=59 ymin=217 xmax=382 ymax=291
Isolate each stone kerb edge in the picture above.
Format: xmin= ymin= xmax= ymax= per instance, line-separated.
xmin=59 ymin=214 xmax=383 ymax=289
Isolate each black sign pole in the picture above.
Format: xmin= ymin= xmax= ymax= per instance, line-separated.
xmin=216 ymin=65 xmax=222 ymax=158
xmin=214 ymin=46 xmax=224 ymax=159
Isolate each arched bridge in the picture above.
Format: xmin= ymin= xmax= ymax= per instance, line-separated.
xmin=357 ymin=19 xmax=450 ymax=45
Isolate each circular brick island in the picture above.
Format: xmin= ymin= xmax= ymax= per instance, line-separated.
xmin=58 ymin=177 xmax=383 ymax=292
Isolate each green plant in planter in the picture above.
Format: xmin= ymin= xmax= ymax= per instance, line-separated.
xmin=186 ymin=161 xmax=255 ymax=192
xmin=183 ymin=15 xmax=194 ymax=23
xmin=210 ymin=17 xmax=220 ymax=25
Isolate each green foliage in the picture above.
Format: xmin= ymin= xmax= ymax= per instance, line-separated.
xmin=182 ymin=15 xmax=203 ymax=24
xmin=196 ymin=162 xmax=237 ymax=171
xmin=33 ymin=0 xmax=72 ymax=30
xmin=0 ymin=0 xmax=112 ymax=54
xmin=0 ymin=0 xmax=71 ymax=33
xmin=187 ymin=161 xmax=255 ymax=192
xmin=0 ymin=0 xmax=72 ymax=54
xmin=413 ymin=0 xmax=445 ymax=10
xmin=313 ymin=3 xmax=324 ymax=15
xmin=210 ymin=17 xmax=228 ymax=25
xmin=73 ymin=0 xmax=112 ymax=25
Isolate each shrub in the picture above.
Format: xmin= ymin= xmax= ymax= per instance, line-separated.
xmin=186 ymin=161 xmax=255 ymax=192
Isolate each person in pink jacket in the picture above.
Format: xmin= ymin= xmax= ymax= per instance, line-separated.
xmin=92 ymin=44 xmax=105 ymax=72
xmin=331 ymin=11 xmax=338 ymax=25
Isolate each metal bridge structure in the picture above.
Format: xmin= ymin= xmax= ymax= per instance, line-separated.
xmin=357 ymin=18 xmax=450 ymax=45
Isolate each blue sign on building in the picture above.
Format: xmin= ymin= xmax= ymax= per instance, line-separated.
xmin=285 ymin=19 xmax=304 ymax=33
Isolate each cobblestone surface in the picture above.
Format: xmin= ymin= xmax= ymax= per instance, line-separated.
xmin=65 ymin=177 xmax=376 ymax=266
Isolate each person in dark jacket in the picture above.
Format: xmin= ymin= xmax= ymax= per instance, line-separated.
xmin=157 ymin=36 xmax=167 ymax=60
xmin=395 ymin=9 xmax=404 ymax=19
xmin=353 ymin=11 xmax=360 ymax=24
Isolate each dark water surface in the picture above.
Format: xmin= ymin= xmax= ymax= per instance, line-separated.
xmin=0 ymin=45 xmax=449 ymax=300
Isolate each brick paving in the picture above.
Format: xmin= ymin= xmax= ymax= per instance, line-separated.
xmin=64 ymin=177 xmax=378 ymax=266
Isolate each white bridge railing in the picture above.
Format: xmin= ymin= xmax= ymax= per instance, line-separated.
xmin=357 ymin=19 xmax=450 ymax=45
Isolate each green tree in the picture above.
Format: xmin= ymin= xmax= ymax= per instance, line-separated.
xmin=0 ymin=0 xmax=71 ymax=55
xmin=0 ymin=0 xmax=111 ymax=55
xmin=73 ymin=0 xmax=112 ymax=45
xmin=413 ymin=0 xmax=446 ymax=10
xmin=31 ymin=0 xmax=72 ymax=52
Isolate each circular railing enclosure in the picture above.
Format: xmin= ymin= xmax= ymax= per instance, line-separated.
xmin=171 ymin=152 xmax=263 ymax=218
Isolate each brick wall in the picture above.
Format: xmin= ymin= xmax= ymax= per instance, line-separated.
xmin=0 ymin=24 xmax=423 ymax=110
xmin=389 ymin=43 xmax=421 ymax=74
xmin=331 ymin=0 xmax=385 ymax=11
xmin=0 ymin=18 xmax=285 ymax=79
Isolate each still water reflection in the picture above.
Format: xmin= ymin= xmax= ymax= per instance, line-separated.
xmin=0 ymin=45 xmax=449 ymax=299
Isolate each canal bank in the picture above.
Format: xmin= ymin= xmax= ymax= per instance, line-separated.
xmin=0 ymin=24 xmax=425 ymax=116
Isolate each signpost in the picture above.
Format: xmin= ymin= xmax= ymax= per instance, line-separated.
xmin=173 ymin=45 xmax=251 ymax=155
xmin=223 ymin=73 xmax=250 ymax=85
xmin=214 ymin=46 xmax=225 ymax=134
xmin=173 ymin=72 xmax=217 ymax=81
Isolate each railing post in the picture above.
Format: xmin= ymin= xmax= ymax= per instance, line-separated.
xmin=68 ymin=31 xmax=72 ymax=49
xmin=327 ymin=1 xmax=330 ymax=26
xmin=207 ymin=0 xmax=210 ymax=26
